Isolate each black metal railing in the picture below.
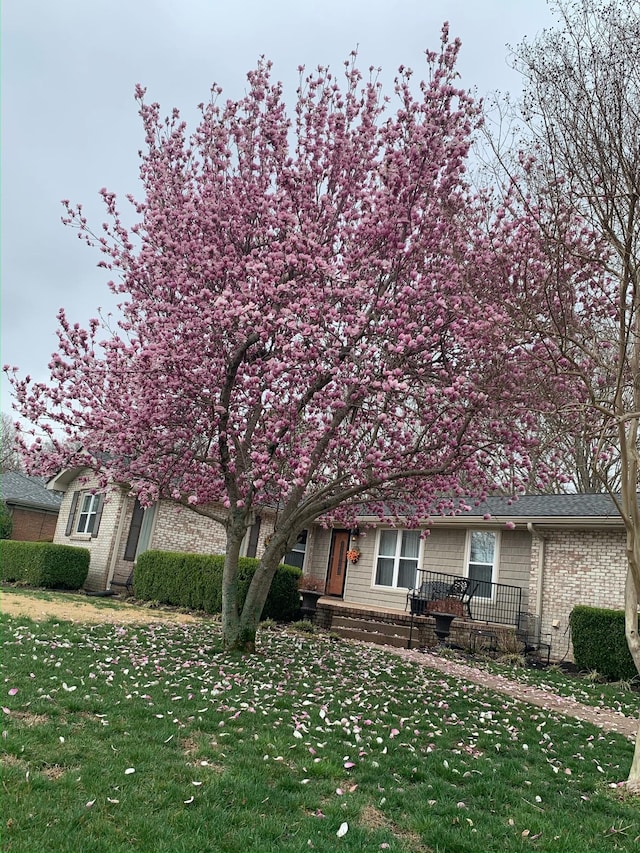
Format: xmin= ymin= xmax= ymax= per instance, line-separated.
xmin=407 ymin=569 xmax=523 ymax=628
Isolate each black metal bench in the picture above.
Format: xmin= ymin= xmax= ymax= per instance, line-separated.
xmin=407 ymin=577 xmax=478 ymax=619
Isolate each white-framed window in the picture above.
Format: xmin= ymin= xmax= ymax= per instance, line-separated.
xmin=65 ymin=490 xmax=104 ymax=538
xmin=284 ymin=530 xmax=308 ymax=570
xmin=374 ymin=529 xmax=421 ymax=589
xmin=466 ymin=530 xmax=498 ymax=599
xmin=77 ymin=493 xmax=101 ymax=534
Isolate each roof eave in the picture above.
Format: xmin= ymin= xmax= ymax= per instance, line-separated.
xmin=354 ymin=514 xmax=625 ymax=529
xmin=47 ymin=467 xmax=88 ymax=492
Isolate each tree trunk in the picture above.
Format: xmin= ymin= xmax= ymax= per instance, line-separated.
xmin=628 ymin=724 xmax=640 ymax=795
xmin=624 ymin=567 xmax=640 ymax=789
xmin=220 ymin=519 xmax=290 ymax=653
xmin=235 ymin=534 xmax=290 ymax=652
xmin=620 ymin=402 xmax=640 ymax=787
xmin=221 ymin=512 xmax=249 ymax=652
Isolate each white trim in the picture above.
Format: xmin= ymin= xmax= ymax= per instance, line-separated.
xmin=372 ymin=528 xmax=422 ymax=590
xmin=464 ymin=529 xmax=500 ymax=599
xmin=106 ymin=493 xmax=130 ymax=590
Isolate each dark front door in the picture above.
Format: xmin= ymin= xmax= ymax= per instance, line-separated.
xmin=326 ymin=530 xmax=349 ymax=596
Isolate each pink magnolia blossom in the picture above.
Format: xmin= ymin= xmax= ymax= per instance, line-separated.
xmin=6 ymin=30 xmax=599 ymax=650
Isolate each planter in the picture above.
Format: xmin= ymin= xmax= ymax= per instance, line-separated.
xmin=409 ymin=595 xmax=428 ymax=616
xmin=299 ymin=589 xmax=323 ymax=621
xmin=426 ymin=598 xmax=464 ymax=617
xmin=431 ymin=611 xmax=456 ymax=644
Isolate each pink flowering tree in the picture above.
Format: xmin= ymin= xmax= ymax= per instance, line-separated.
xmin=8 ymin=30 xmax=576 ymax=651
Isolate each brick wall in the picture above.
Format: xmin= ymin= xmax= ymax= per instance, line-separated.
xmin=108 ymin=500 xmax=278 ymax=589
xmin=9 ymin=507 xmax=58 ymax=542
xmin=152 ymin=502 xmax=228 ymax=555
xmin=529 ymin=528 xmax=628 ymax=662
xmin=53 ymin=477 xmax=127 ymax=592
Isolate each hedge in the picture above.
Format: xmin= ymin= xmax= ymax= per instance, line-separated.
xmin=0 ymin=540 xmax=90 ymax=590
xmin=570 ymin=605 xmax=639 ymax=681
xmin=134 ymin=550 xmax=302 ymax=621
xmin=0 ymin=502 xmax=12 ymax=540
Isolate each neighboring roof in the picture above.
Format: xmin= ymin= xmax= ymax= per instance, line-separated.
xmin=1 ymin=471 xmax=63 ymax=512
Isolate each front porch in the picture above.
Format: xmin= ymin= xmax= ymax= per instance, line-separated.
xmin=313 ymin=569 xmax=548 ymax=659
xmin=314 ymin=597 xmax=525 ymax=654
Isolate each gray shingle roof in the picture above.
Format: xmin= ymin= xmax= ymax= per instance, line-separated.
xmin=1 ymin=471 xmax=63 ymax=512
xmin=462 ymin=493 xmax=633 ymax=519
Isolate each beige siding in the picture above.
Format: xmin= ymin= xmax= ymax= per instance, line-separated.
xmin=306 ymin=527 xmax=333 ymax=586
xmin=422 ymin=529 xmax=466 ymax=574
xmin=329 ymin=525 xmax=533 ymax=615
xmin=498 ymin=530 xmax=531 ymax=611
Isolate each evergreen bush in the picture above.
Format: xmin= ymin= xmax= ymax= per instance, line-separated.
xmin=570 ymin=605 xmax=638 ymax=681
xmin=134 ymin=550 xmax=301 ymax=621
xmin=0 ymin=502 xmax=12 ymax=540
xmin=0 ymin=540 xmax=90 ymax=589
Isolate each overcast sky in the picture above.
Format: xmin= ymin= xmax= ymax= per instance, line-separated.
xmin=1 ymin=0 xmax=556 ymax=416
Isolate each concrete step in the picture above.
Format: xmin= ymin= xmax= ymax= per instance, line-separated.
xmin=329 ymin=616 xmax=414 ymax=648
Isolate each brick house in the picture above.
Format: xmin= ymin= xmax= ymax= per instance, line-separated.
xmin=1 ymin=471 xmax=62 ymax=541
xmin=301 ymin=494 xmax=635 ymax=662
xmin=47 ymin=468 xmax=274 ymax=592
xmin=47 ymin=470 xmax=635 ymax=661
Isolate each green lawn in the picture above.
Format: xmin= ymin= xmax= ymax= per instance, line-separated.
xmin=1 ymin=612 xmax=638 ymax=852
xmin=432 ymin=649 xmax=640 ymax=720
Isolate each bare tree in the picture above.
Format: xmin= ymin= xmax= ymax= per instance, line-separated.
xmin=488 ymin=0 xmax=640 ymax=789
xmin=1 ymin=413 xmax=23 ymax=473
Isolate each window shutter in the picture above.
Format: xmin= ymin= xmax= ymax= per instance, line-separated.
xmin=65 ymin=491 xmax=80 ymax=536
xmin=246 ymin=516 xmax=262 ymax=558
xmin=91 ymin=494 xmax=104 ymax=538
xmin=124 ymin=499 xmax=145 ymax=561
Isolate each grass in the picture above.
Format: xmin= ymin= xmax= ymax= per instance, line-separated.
xmin=442 ymin=650 xmax=640 ymax=719
xmin=1 ymin=612 xmax=639 ymax=853
xmin=0 ymin=585 xmax=135 ymax=612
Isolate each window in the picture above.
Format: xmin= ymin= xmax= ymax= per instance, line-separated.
xmin=466 ymin=531 xmax=497 ymax=598
xmin=77 ymin=493 xmax=101 ymax=534
xmin=64 ymin=491 xmax=104 ymax=538
xmin=374 ymin=529 xmax=421 ymax=588
xmin=284 ymin=530 xmax=307 ymax=570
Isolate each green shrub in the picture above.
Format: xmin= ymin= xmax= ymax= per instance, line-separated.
xmin=570 ymin=605 xmax=638 ymax=681
xmin=134 ymin=551 xmax=301 ymax=621
xmin=0 ymin=540 xmax=90 ymax=589
xmin=0 ymin=502 xmax=12 ymax=539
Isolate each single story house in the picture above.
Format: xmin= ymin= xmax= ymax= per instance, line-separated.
xmin=47 ymin=469 xmax=635 ymax=661
xmin=303 ymin=494 xmax=635 ymax=661
xmin=46 ymin=468 xmax=274 ymax=593
xmin=1 ymin=471 xmax=62 ymax=541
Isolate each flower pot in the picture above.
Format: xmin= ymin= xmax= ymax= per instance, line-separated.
xmin=299 ymin=589 xmax=323 ymax=621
